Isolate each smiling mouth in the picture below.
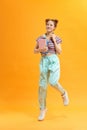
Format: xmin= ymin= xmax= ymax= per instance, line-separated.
xmin=47 ymin=28 xmax=51 ymax=29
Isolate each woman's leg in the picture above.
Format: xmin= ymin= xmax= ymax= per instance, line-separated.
xmin=38 ymin=70 xmax=49 ymax=121
xmin=49 ymin=68 xmax=65 ymax=95
xmin=48 ymin=54 xmax=69 ymax=105
xmin=38 ymin=57 xmax=49 ymax=110
xmin=49 ymin=69 xmax=69 ymax=105
xmin=38 ymin=57 xmax=49 ymax=120
xmin=38 ymin=86 xmax=47 ymax=110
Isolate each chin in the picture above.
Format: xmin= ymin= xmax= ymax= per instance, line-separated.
xmin=47 ymin=30 xmax=52 ymax=33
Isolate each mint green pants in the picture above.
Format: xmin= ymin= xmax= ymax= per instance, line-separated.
xmin=38 ymin=54 xmax=65 ymax=110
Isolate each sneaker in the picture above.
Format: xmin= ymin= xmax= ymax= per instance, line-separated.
xmin=38 ymin=108 xmax=47 ymax=121
xmin=62 ymin=91 xmax=69 ymax=106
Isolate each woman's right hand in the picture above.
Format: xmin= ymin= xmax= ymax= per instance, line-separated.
xmin=39 ymin=46 xmax=48 ymax=52
xmin=34 ymin=47 xmax=48 ymax=53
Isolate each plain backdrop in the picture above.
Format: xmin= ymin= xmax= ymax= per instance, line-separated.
xmin=0 ymin=0 xmax=87 ymax=129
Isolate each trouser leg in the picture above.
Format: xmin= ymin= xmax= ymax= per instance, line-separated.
xmin=38 ymin=86 xmax=47 ymax=110
xmin=54 ymin=82 xmax=65 ymax=95
xmin=39 ymin=57 xmax=49 ymax=110
xmin=49 ymin=69 xmax=65 ymax=95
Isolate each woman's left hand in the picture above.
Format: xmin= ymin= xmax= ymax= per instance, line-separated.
xmin=50 ymin=34 xmax=56 ymax=43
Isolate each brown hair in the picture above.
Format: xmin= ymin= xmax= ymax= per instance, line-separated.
xmin=45 ymin=19 xmax=59 ymax=28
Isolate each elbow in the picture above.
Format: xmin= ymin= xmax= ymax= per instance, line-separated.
xmin=57 ymin=49 xmax=62 ymax=54
xmin=34 ymin=48 xmax=39 ymax=54
xmin=34 ymin=50 xmax=37 ymax=54
xmin=34 ymin=49 xmax=36 ymax=54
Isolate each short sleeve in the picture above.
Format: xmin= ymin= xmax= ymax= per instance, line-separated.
xmin=36 ymin=37 xmax=40 ymax=43
xmin=56 ymin=36 xmax=62 ymax=44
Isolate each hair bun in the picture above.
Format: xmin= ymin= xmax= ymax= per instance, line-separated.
xmin=54 ymin=19 xmax=58 ymax=23
xmin=45 ymin=18 xmax=59 ymax=27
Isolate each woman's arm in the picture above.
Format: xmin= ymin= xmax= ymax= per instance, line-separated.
xmin=34 ymin=35 xmax=49 ymax=54
xmin=34 ymin=43 xmax=48 ymax=54
xmin=50 ymin=34 xmax=62 ymax=54
xmin=54 ymin=42 xmax=62 ymax=54
xmin=34 ymin=43 xmax=40 ymax=54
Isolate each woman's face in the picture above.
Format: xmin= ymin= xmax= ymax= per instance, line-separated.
xmin=46 ymin=20 xmax=55 ymax=33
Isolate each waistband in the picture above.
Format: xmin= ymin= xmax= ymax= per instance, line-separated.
xmin=41 ymin=53 xmax=56 ymax=57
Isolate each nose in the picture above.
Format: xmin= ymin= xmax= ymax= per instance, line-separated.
xmin=47 ymin=25 xmax=51 ymax=28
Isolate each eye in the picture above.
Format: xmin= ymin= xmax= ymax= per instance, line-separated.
xmin=46 ymin=23 xmax=53 ymax=26
xmin=46 ymin=23 xmax=49 ymax=26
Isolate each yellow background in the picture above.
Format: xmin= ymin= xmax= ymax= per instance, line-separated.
xmin=0 ymin=0 xmax=87 ymax=129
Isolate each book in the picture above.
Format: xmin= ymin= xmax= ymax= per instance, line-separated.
xmin=38 ymin=39 xmax=46 ymax=49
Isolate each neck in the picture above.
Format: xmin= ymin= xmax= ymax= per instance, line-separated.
xmin=46 ymin=31 xmax=54 ymax=36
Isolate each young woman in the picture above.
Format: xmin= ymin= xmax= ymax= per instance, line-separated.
xmin=34 ymin=19 xmax=69 ymax=121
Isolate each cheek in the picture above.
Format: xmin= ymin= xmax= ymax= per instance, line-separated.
xmin=46 ymin=25 xmax=49 ymax=29
xmin=51 ymin=26 xmax=55 ymax=30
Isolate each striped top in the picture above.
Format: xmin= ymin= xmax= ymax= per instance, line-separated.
xmin=36 ymin=34 xmax=62 ymax=54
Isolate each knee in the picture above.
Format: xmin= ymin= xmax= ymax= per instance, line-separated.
xmin=49 ymin=80 xmax=57 ymax=87
xmin=39 ymin=86 xmax=46 ymax=92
